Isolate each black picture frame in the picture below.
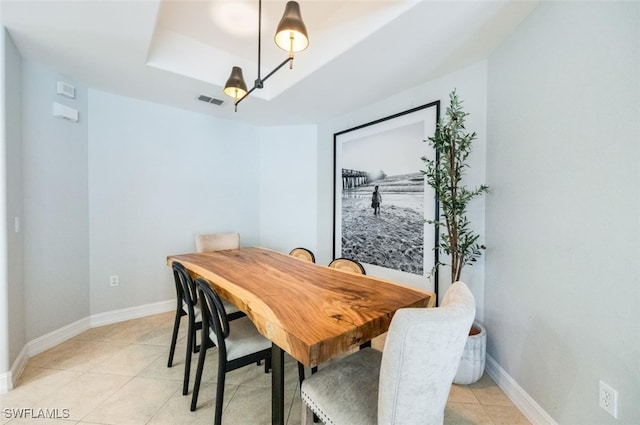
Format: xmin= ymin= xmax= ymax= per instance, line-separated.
xmin=333 ymin=101 xmax=440 ymax=297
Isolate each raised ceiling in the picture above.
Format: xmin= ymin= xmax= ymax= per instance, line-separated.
xmin=1 ymin=0 xmax=538 ymax=125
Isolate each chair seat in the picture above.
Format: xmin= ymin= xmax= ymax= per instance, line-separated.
xmin=301 ymin=348 xmax=382 ymax=425
xmin=209 ymin=317 xmax=271 ymax=361
xmin=221 ymin=298 xmax=241 ymax=315
xmin=182 ymin=300 xmax=202 ymax=321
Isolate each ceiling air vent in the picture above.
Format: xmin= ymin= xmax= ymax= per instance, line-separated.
xmin=198 ymin=94 xmax=224 ymax=106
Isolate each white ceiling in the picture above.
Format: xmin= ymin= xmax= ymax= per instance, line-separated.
xmin=1 ymin=0 xmax=538 ymax=126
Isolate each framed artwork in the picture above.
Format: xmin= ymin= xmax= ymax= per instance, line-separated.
xmin=333 ymin=101 xmax=440 ymax=294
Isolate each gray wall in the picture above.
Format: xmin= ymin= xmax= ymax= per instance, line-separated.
xmin=4 ymin=30 xmax=24 ymax=368
xmin=485 ymin=2 xmax=640 ymax=424
xmin=258 ymin=125 xmax=318 ymax=255
xmin=13 ymin=69 xmax=319 ymax=333
xmin=22 ymin=60 xmax=89 ymax=341
xmin=0 ymin=26 xmax=9 ymax=374
xmin=88 ymin=90 xmax=262 ymax=314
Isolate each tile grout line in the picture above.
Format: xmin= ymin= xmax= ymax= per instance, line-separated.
xmin=78 ymin=373 xmax=136 ymax=424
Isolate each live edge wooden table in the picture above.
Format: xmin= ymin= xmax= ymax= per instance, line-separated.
xmin=167 ymin=247 xmax=434 ymax=425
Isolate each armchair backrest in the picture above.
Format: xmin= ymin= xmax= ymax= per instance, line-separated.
xmin=195 ymin=232 xmax=240 ymax=253
xmin=289 ymin=247 xmax=316 ymax=263
xmin=328 ymin=258 xmax=366 ymax=274
xmin=378 ymin=281 xmax=475 ymax=425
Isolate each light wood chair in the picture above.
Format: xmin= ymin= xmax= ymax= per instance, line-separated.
xmin=195 ymin=232 xmax=245 ymax=321
xmin=328 ymin=257 xmax=366 ymax=274
xmin=301 ymin=282 xmax=475 ymax=425
xmin=289 ymin=247 xmax=316 ymax=263
xmin=191 ymin=278 xmax=272 ymax=425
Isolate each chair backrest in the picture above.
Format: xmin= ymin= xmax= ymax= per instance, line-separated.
xmin=289 ymin=247 xmax=316 ymax=263
xmin=195 ymin=232 xmax=240 ymax=253
xmin=194 ymin=277 xmax=230 ymax=354
xmin=172 ymin=261 xmax=197 ymax=313
xmin=328 ymin=258 xmax=366 ymax=274
xmin=378 ymin=281 xmax=475 ymax=424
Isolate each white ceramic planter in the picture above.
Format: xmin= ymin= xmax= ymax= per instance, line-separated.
xmin=453 ymin=321 xmax=486 ymax=385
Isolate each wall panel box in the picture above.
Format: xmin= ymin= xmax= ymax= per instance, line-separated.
xmin=52 ymin=102 xmax=79 ymax=123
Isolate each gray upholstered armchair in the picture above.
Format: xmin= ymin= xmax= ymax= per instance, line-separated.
xmin=300 ymin=281 xmax=475 ymax=425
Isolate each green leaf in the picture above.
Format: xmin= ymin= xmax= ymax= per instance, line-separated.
xmin=421 ymin=89 xmax=489 ymax=278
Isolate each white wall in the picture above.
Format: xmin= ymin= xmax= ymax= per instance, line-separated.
xmin=4 ymin=30 xmax=24 ymax=371
xmin=0 ymin=25 xmax=9 ymax=378
xmin=88 ymin=91 xmax=261 ymax=314
xmin=22 ymin=60 xmax=89 ymax=341
xmin=486 ymin=2 xmax=640 ymax=424
xmin=258 ymin=125 xmax=318 ymax=254
xmin=317 ymin=61 xmax=488 ymax=313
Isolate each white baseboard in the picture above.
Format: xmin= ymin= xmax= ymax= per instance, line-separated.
xmin=8 ymin=345 xmax=28 ymax=391
xmin=486 ymin=354 xmax=558 ymax=425
xmin=1 ymin=299 xmax=175 ymax=394
xmin=0 ymin=371 xmax=10 ymax=394
xmin=2 ymin=323 xmax=82 ymax=394
xmin=27 ymin=316 xmax=91 ymax=357
xmin=89 ymin=299 xmax=174 ymax=328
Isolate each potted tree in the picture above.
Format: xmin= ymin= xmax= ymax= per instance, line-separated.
xmin=422 ymin=89 xmax=488 ymax=384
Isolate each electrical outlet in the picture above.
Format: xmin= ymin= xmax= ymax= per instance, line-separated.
xmin=599 ymin=380 xmax=618 ymax=418
xmin=109 ymin=275 xmax=119 ymax=287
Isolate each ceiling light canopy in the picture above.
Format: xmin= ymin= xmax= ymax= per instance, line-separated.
xmin=224 ymin=0 xmax=309 ymax=111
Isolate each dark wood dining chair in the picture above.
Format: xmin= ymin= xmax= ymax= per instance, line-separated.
xmin=167 ymin=261 xmax=202 ymax=396
xmin=190 ymin=278 xmax=272 ymax=425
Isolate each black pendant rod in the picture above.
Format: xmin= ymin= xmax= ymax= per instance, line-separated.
xmin=257 ymin=0 xmax=262 ymax=83
xmin=234 ymin=0 xmax=294 ymax=109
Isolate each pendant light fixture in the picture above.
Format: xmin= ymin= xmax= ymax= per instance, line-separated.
xmin=224 ymin=0 xmax=309 ymax=111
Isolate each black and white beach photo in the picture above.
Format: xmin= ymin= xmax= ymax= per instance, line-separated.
xmin=334 ymin=104 xmax=438 ymax=278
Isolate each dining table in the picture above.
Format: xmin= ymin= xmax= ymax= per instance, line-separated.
xmin=167 ymin=247 xmax=435 ymax=425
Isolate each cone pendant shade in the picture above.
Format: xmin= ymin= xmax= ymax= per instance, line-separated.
xmin=224 ymin=66 xmax=248 ymax=99
xmin=274 ymin=1 xmax=309 ymax=53
xmin=223 ymin=0 xmax=309 ymax=110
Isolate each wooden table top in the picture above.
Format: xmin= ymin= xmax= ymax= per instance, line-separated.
xmin=167 ymin=247 xmax=434 ymax=367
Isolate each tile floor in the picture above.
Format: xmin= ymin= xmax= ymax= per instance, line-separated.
xmin=0 ymin=312 xmax=531 ymax=425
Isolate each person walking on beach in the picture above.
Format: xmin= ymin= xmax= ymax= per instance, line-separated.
xmin=371 ymin=185 xmax=382 ymax=215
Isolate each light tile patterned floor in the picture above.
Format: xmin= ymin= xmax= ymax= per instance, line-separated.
xmin=0 ymin=312 xmax=531 ymax=425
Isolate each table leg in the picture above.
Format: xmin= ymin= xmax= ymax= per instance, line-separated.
xmin=272 ymin=343 xmax=285 ymax=425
